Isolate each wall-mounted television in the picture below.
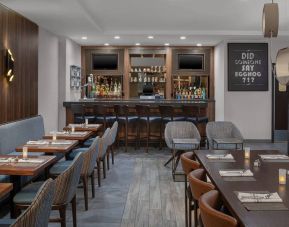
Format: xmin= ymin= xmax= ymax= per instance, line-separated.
xmin=92 ymin=54 xmax=118 ymax=70
xmin=178 ymin=54 xmax=204 ymax=70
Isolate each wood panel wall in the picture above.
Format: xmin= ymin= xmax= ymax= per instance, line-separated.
xmin=0 ymin=4 xmax=38 ymax=124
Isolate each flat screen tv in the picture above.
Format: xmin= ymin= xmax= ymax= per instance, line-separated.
xmin=92 ymin=54 xmax=118 ymax=70
xmin=178 ymin=54 xmax=204 ymax=70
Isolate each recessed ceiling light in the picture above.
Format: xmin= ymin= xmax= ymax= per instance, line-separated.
xmin=180 ymin=36 xmax=186 ymax=40
xmin=114 ymin=36 xmax=120 ymax=39
xmin=148 ymin=36 xmax=154 ymax=39
xmin=197 ymin=43 xmax=202 ymax=46
xmin=81 ymin=36 xmax=87 ymax=40
xmin=104 ymin=43 xmax=110 ymax=46
xmin=135 ymin=43 xmax=141 ymax=46
xmin=164 ymin=43 xmax=170 ymax=46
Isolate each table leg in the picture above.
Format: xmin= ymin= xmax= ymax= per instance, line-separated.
xmin=9 ymin=175 xmax=21 ymax=218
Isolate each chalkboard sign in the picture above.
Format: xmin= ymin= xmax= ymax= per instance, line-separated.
xmin=228 ymin=43 xmax=268 ymax=91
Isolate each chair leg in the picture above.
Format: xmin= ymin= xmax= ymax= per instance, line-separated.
xmin=82 ymin=175 xmax=88 ymax=211
xmin=106 ymin=152 xmax=110 ymax=170
xmin=184 ymin=177 xmax=188 ymax=227
xmin=97 ymin=160 xmax=101 ymax=187
xmin=194 ymin=199 xmax=198 ymax=227
xmin=164 ymin=155 xmax=174 ymax=167
xmin=146 ymin=120 xmax=149 ymax=153
xmin=59 ymin=205 xmax=67 ymax=227
xmin=159 ymin=120 xmax=163 ymax=150
xmin=189 ymin=197 xmax=193 ymax=227
xmin=91 ymin=171 xmax=95 ymax=198
xmin=111 ymin=146 xmax=115 ymax=165
xmin=125 ymin=122 xmax=128 ymax=152
xmin=71 ymin=195 xmax=77 ymax=227
xmin=102 ymin=159 xmax=106 ymax=179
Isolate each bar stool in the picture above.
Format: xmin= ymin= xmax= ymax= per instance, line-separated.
xmin=183 ymin=105 xmax=199 ymax=125
xmin=93 ymin=105 xmax=116 ymax=130
xmin=83 ymin=104 xmax=96 ymax=123
xmin=114 ymin=105 xmax=137 ymax=152
xmin=135 ymin=105 xmax=161 ymax=153
xmin=71 ymin=104 xmax=84 ymax=123
xmin=159 ymin=105 xmax=185 ymax=149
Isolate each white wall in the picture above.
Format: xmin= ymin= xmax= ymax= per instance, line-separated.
xmin=38 ymin=28 xmax=81 ymax=131
xmin=214 ymin=38 xmax=289 ymax=140
xmin=38 ymin=28 xmax=59 ymax=133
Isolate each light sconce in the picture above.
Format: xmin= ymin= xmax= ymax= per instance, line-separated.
xmin=262 ymin=3 xmax=279 ymax=38
xmin=5 ymin=49 xmax=15 ymax=82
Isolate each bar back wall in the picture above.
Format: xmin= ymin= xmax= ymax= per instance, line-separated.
xmin=0 ymin=3 xmax=38 ymax=124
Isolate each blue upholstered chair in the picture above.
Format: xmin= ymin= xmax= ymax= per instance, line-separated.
xmin=206 ymin=121 xmax=244 ymax=150
xmin=3 ymin=179 xmax=56 ymax=227
xmin=49 ymin=137 xmax=100 ymax=210
xmin=13 ymin=153 xmax=84 ymax=227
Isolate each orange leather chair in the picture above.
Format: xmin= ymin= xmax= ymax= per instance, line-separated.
xmin=180 ymin=152 xmax=200 ymax=227
xmin=199 ymin=190 xmax=238 ymax=227
xmin=188 ymin=168 xmax=215 ymax=227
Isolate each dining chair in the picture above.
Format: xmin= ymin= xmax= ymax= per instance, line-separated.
xmin=199 ymin=190 xmax=238 ymax=227
xmin=106 ymin=121 xmax=118 ymax=167
xmin=206 ymin=121 xmax=243 ymax=149
xmin=97 ymin=128 xmax=111 ymax=180
xmin=188 ymin=168 xmax=215 ymax=227
xmin=10 ymin=178 xmax=55 ymax=227
xmin=49 ymin=137 xmax=100 ymax=211
xmin=180 ymin=152 xmax=200 ymax=227
xmin=13 ymin=153 xmax=84 ymax=227
xmin=164 ymin=121 xmax=200 ymax=174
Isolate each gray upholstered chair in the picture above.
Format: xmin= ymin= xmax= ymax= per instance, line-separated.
xmin=206 ymin=121 xmax=244 ymax=150
xmin=9 ymin=178 xmax=55 ymax=227
xmin=97 ymin=128 xmax=111 ymax=181
xmin=106 ymin=121 xmax=118 ymax=169
xmin=49 ymin=136 xmax=100 ymax=211
xmin=13 ymin=153 xmax=84 ymax=227
xmin=164 ymin=121 xmax=200 ymax=178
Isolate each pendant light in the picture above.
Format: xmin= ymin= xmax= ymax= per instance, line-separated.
xmin=262 ymin=3 xmax=279 ymax=38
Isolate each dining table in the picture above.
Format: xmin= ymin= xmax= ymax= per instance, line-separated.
xmin=15 ymin=139 xmax=79 ymax=154
xmin=194 ymin=149 xmax=289 ymax=227
xmin=43 ymin=131 xmax=93 ymax=142
xmin=0 ymin=155 xmax=57 ymax=217
xmin=0 ymin=183 xmax=13 ymax=198
xmin=63 ymin=123 xmax=102 ymax=133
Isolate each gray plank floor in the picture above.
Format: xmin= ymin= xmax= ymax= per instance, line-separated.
xmin=46 ymin=141 xmax=287 ymax=227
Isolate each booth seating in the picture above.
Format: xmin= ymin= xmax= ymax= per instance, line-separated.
xmin=0 ymin=116 xmax=46 ymax=184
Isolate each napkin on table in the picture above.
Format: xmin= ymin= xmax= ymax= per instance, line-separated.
xmin=219 ymin=169 xmax=253 ymax=177
xmin=237 ymin=192 xmax=282 ymax=203
xmin=206 ymin=154 xmax=234 ymax=160
xmin=259 ymin=155 xmax=289 ymax=160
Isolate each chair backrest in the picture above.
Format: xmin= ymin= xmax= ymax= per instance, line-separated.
xmin=11 ymin=178 xmax=55 ymax=227
xmin=182 ymin=105 xmax=200 ymax=118
xmin=164 ymin=121 xmax=201 ymax=149
xmin=82 ymin=136 xmax=100 ymax=175
xmin=206 ymin=121 xmax=243 ymax=149
xmin=188 ymin=168 xmax=215 ymax=201
xmin=114 ymin=105 xmax=129 ymax=117
xmin=0 ymin=115 xmax=45 ymax=155
xmin=53 ymin=152 xmax=84 ymax=205
xmin=110 ymin=121 xmax=118 ymax=144
xmin=136 ymin=105 xmax=150 ymax=117
xmin=93 ymin=105 xmax=107 ymax=117
xmin=98 ymin=128 xmax=111 ymax=158
xmin=180 ymin=152 xmax=200 ymax=176
xmin=71 ymin=104 xmax=84 ymax=115
xmin=159 ymin=105 xmax=174 ymax=118
xmin=199 ymin=190 xmax=238 ymax=227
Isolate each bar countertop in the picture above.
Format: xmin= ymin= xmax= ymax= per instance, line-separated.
xmin=63 ymin=98 xmax=215 ymax=107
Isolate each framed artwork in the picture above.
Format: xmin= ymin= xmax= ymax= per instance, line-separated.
xmin=228 ymin=43 xmax=268 ymax=91
xmin=70 ymin=65 xmax=81 ymax=89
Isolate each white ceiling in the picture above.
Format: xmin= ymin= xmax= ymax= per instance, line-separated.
xmin=1 ymin=0 xmax=289 ymax=46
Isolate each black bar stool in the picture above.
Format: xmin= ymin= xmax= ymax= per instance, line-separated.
xmin=183 ymin=105 xmax=199 ymax=125
xmin=83 ymin=104 xmax=96 ymax=123
xmin=71 ymin=104 xmax=84 ymax=123
xmin=159 ymin=105 xmax=185 ymax=149
xmin=93 ymin=105 xmax=116 ymax=130
xmin=114 ymin=105 xmax=137 ymax=152
xmin=136 ymin=105 xmax=161 ymax=153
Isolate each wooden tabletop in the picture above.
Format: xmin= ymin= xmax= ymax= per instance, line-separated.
xmin=63 ymin=124 xmax=102 ymax=132
xmin=15 ymin=140 xmax=78 ymax=154
xmin=0 ymin=183 xmax=12 ymax=198
xmin=0 ymin=155 xmax=56 ymax=176
xmin=195 ymin=149 xmax=289 ymax=227
xmin=43 ymin=131 xmax=93 ymax=142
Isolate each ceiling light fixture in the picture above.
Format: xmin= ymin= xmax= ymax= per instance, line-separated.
xmin=148 ymin=36 xmax=154 ymax=39
xmin=135 ymin=43 xmax=141 ymax=46
xmin=114 ymin=36 xmax=120 ymax=39
xmin=104 ymin=43 xmax=110 ymax=46
xmin=81 ymin=36 xmax=87 ymax=40
xmin=164 ymin=43 xmax=170 ymax=46
xmin=197 ymin=43 xmax=202 ymax=47
xmin=180 ymin=36 xmax=186 ymax=40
